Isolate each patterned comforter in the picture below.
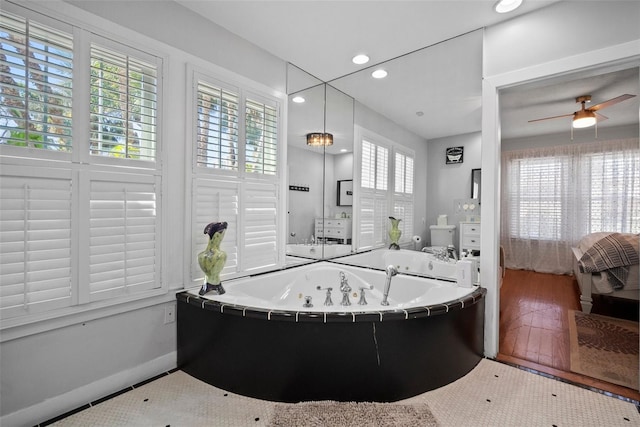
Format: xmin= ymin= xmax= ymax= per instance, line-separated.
xmin=578 ymin=233 xmax=639 ymax=290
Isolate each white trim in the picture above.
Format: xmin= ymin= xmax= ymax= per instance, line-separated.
xmin=481 ymin=40 xmax=640 ymax=358
xmin=0 ymin=351 xmax=176 ymax=427
xmin=0 ymin=290 xmax=178 ymax=342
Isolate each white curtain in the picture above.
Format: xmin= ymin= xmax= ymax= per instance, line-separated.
xmin=501 ymin=138 xmax=639 ymax=274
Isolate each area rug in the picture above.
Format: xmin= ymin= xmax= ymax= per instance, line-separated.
xmin=268 ymin=401 xmax=439 ymax=426
xmin=568 ymin=309 xmax=639 ymax=389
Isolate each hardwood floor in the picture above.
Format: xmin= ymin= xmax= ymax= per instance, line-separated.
xmin=497 ymin=268 xmax=640 ymax=403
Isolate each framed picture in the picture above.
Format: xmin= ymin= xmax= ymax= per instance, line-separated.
xmin=337 ymin=180 xmax=353 ymax=206
xmin=446 ymin=146 xmax=464 ymax=164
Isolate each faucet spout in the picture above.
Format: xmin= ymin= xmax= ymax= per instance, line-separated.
xmin=339 ymin=271 xmax=352 ymax=306
xmin=380 ymin=265 xmax=398 ymax=306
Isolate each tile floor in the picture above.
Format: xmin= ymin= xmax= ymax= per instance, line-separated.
xmin=43 ymin=359 xmax=640 ymax=426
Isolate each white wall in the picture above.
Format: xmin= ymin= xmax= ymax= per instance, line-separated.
xmin=482 ymin=1 xmax=640 ymax=359
xmin=502 ymin=123 xmax=639 ymax=152
xmin=426 ymin=132 xmax=481 ymax=247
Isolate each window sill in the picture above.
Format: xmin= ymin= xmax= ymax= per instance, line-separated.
xmin=0 ymin=288 xmax=183 ymax=343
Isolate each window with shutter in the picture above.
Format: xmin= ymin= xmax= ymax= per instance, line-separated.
xmin=0 ymin=5 xmax=164 ymax=324
xmin=358 ymin=137 xmax=390 ymax=249
xmin=190 ymin=71 xmax=282 ymax=284
xmin=0 ymin=10 xmax=73 ymax=153
xmin=89 ymin=44 xmax=158 ymax=161
xmin=393 ymin=151 xmax=414 ymax=243
xmin=245 ymin=98 xmax=277 ymax=175
xmin=507 ymin=156 xmax=569 ymax=240
xmin=0 ymin=166 xmax=73 ymax=319
xmin=356 ymin=130 xmax=415 ymax=249
xmin=83 ymin=172 xmax=160 ymax=302
xmin=196 ymin=81 xmax=239 ymax=171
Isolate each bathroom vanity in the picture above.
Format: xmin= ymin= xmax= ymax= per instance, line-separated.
xmin=459 ymin=221 xmax=481 ymax=255
xmin=315 ymin=218 xmax=352 ymax=244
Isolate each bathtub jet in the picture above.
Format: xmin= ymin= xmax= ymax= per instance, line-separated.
xmin=177 ymin=262 xmax=485 ymax=402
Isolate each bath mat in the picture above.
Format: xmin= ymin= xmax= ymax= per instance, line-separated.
xmin=268 ymin=401 xmax=439 ymax=426
xmin=568 ymin=309 xmax=639 ymax=390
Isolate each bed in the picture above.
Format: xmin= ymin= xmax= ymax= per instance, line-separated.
xmin=572 ymin=232 xmax=639 ymax=313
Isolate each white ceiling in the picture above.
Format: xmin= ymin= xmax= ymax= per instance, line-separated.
xmin=175 ymin=1 xmax=639 ymax=142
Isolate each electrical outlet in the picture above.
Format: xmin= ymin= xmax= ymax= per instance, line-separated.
xmin=165 ymin=303 xmax=176 ymax=324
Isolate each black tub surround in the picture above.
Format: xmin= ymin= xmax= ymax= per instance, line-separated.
xmin=176 ymin=286 xmax=486 ymax=402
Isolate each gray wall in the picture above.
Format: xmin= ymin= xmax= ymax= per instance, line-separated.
xmin=426 ymin=132 xmax=482 ymax=247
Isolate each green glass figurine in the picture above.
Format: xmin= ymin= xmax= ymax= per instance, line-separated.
xmin=388 ymin=216 xmax=402 ymax=250
xmin=198 ymin=221 xmax=228 ymax=296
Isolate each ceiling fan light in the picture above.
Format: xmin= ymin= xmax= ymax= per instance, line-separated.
xmin=306 ymin=132 xmax=333 ymax=147
xmin=494 ymin=0 xmax=523 ymax=14
xmin=572 ymin=110 xmax=597 ymax=128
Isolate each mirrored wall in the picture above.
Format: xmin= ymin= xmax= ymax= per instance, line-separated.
xmin=285 ymin=29 xmax=483 ymax=269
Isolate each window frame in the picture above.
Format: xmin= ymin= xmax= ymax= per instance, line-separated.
xmin=0 ymin=2 xmax=167 ymax=331
xmin=185 ymin=66 xmax=285 ymax=289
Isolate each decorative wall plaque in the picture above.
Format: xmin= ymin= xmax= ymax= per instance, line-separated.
xmin=446 ymin=146 xmax=464 ymax=164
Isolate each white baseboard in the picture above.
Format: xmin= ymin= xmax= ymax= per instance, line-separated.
xmin=1 ymin=351 xmax=176 ymax=427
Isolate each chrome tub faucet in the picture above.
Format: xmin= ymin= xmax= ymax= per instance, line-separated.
xmin=339 ymin=271 xmax=352 ymax=306
xmin=381 ymin=265 xmax=398 ymax=306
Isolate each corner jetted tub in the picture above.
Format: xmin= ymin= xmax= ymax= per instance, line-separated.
xmin=177 ymin=262 xmax=485 ymax=402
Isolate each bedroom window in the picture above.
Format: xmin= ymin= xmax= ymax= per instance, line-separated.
xmin=501 ymin=138 xmax=639 ymax=274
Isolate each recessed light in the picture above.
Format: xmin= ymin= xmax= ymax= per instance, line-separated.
xmin=494 ymin=0 xmax=522 ymax=14
xmin=292 ymin=96 xmax=305 ymax=103
xmin=416 ymin=111 xmax=424 ymax=117
xmin=371 ymin=69 xmax=388 ymax=79
xmin=352 ymin=54 xmax=370 ymax=65
xmin=340 ymin=148 xmax=348 ymax=153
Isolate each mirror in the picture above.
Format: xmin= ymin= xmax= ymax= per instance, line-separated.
xmin=285 ymin=29 xmax=482 ymax=272
xmin=471 ymin=169 xmax=481 ymax=202
xmin=286 ymin=66 xmax=355 ymax=261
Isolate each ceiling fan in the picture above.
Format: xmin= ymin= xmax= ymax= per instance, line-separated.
xmin=528 ymin=94 xmax=636 ymax=129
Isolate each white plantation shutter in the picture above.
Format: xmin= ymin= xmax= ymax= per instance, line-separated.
xmin=191 ymin=178 xmax=239 ymax=281
xmin=89 ymin=44 xmax=158 ymax=161
xmin=0 ymin=10 xmax=73 ymax=153
xmin=241 ymin=181 xmax=278 ymax=270
xmin=196 ymin=81 xmax=239 ymax=171
xmin=84 ymin=173 xmax=160 ymax=301
xmin=191 ymin=71 xmax=281 ymax=282
xmin=358 ymin=138 xmax=390 ymax=249
xmin=245 ymin=98 xmax=278 ymax=175
xmin=0 ymin=166 xmax=73 ymax=318
xmin=358 ymin=195 xmax=376 ymax=248
xmin=393 ymin=151 xmax=414 ymax=243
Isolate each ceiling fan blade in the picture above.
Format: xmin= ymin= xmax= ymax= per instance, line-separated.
xmin=588 ymin=94 xmax=636 ymax=112
xmin=595 ymin=112 xmax=608 ymax=121
xmin=528 ymin=113 xmax=573 ymax=123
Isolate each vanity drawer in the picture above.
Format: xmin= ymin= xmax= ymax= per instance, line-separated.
xmin=462 ymin=235 xmax=481 ymax=249
xmin=461 ymin=223 xmax=480 ymax=237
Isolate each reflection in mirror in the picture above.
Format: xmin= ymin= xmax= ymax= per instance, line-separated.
xmin=285 ymin=65 xmax=355 ymax=262
xmin=285 ymin=29 xmax=482 ymax=277
xmin=471 ymin=168 xmax=481 ymax=202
